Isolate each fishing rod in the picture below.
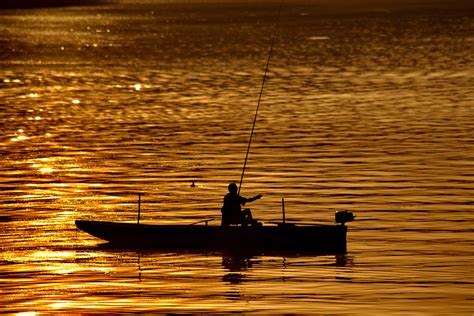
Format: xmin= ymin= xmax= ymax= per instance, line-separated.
xmin=238 ymin=0 xmax=283 ymax=194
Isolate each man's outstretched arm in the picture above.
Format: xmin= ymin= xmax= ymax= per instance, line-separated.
xmin=246 ymin=194 xmax=262 ymax=203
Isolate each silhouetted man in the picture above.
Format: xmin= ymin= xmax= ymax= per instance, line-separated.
xmin=221 ymin=182 xmax=262 ymax=227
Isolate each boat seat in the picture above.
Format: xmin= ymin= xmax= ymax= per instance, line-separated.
xmin=221 ymin=217 xmax=244 ymax=227
xmin=221 ymin=210 xmax=260 ymax=227
xmin=221 ymin=207 xmax=257 ymax=227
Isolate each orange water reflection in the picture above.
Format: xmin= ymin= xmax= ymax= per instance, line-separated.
xmin=2 ymin=248 xmax=352 ymax=313
xmin=1 ymin=0 xmax=473 ymax=313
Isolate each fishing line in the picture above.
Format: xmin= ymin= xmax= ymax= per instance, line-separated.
xmin=238 ymin=0 xmax=283 ymax=194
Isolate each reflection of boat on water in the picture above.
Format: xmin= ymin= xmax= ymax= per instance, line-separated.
xmin=222 ymin=255 xmax=253 ymax=285
xmin=221 ymin=252 xmax=351 ymax=285
xmin=75 ymin=211 xmax=354 ymax=253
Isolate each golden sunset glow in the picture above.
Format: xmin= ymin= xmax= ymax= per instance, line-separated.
xmin=1 ymin=0 xmax=473 ymax=314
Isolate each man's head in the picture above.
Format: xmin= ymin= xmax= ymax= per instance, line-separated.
xmin=228 ymin=182 xmax=238 ymax=194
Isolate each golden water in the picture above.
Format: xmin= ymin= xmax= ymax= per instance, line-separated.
xmin=0 ymin=0 xmax=473 ymax=313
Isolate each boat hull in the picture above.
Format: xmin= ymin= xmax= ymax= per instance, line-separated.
xmin=75 ymin=220 xmax=348 ymax=253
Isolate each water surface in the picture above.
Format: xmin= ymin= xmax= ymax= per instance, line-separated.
xmin=0 ymin=0 xmax=473 ymax=313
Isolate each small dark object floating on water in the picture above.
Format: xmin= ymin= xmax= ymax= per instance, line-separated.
xmin=75 ymin=211 xmax=354 ymax=253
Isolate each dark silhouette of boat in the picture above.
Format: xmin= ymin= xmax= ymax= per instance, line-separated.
xmin=75 ymin=211 xmax=354 ymax=253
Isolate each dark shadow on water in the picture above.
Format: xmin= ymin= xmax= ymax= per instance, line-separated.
xmin=0 ymin=0 xmax=114 ymax=9
xmin=94 ymin=243 xmax=353 ymax=285
xmin=97 ymin=242 xmax=349 ymax=260
xmin=222 ymin=254 xmax=254 ymax=285
xmin=0 ymin=216 xmax=15 ymax=222
xmin=336 ymin=254 xmax=353 ymax=267
xmin=220 ymin=251 xmax=353 ymax=285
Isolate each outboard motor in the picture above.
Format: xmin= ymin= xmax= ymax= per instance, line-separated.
xmin=335 ymin=210 xmax=355 ymax=225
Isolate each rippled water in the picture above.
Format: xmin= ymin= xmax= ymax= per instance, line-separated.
xmin=1 ymin=0 xmax=473 ymax=313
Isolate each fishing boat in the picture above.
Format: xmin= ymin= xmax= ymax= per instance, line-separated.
xmin=75 ymin=211 xmax=354 ymax=253
xmin=75 ymin=2 xmax=356 ymax=254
